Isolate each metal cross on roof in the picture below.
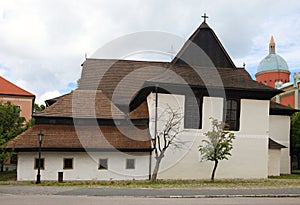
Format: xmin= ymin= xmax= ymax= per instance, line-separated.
xmin=202 ymin=13 xmax=208 ymax=23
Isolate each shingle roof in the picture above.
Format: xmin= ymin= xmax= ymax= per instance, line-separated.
xmin=36 ymin=90 xmax=125 ymax=119
xmin=79 ymin=59 xmax=167 ymax=107
xmin=270 ymin=101 xmax=298 ymax=116
xmin=0 ymin=76 xmax=35 ymax=97
xmin=79 ymin=59 xmax=280 ymax=108
xmin=77 ymin=20 xmax=282 ymax=110
xmin=35 ymin=89 xmax=149 ymax=119
xmin=8 ymin=124 xmax=151 ymax=151
xmin=146 ymin=65 xmax=278 ymax=91
xmin=171 ymin=22 xmax=236 ymax=68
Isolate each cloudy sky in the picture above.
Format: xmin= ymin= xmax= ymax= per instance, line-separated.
xmin=1 ymin=0 xmax=300 ymax=104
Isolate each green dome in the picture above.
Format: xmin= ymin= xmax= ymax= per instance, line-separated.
xmin=257 ymin=53 xmax=289 ymax=74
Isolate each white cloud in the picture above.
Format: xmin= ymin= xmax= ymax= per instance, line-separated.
xmin=36 ymin=90 xmax=62 ymax=105
xmin=0 ymin=0 xmax=299 ymax=101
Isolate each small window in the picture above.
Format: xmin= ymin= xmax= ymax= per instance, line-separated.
xmin=99 ymin=159 xmax=108 ymax=170
xmin=126 ymin=159 xmax=135 ymax=169
xmin=224 ymin=99 xmax=240 ymax=131
xmin=34 ymin=158 xmax=45 ymax=170
xmin=184 ymin=95 xmax=202 ymax=129
xmin=10 ymin=154 xmax=17 ymax=164
xmin=15 ymin=106 xmax=21 ymax=117
xmin=63 ymin=158 xmax=73 ymax=169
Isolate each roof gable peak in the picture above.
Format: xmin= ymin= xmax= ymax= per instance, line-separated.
xmin=172 ymin=15 xmax=236 ymax=68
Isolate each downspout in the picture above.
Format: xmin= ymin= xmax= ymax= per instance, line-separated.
xmin=295 ymin=88 xmax=299 ymax=109
xmin=294 ymin=74 xmax=299 ymax=109
xmin=148 ymin=150 xmax=152 ymax=180
xmin=149 ymin=85 xmax=158 ymax=180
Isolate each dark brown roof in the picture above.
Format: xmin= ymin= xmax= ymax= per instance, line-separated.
xmin=171 ymin=22 xmax=236 ymax=68
xmin=129 ymin=101 xmax=149 ymax=119
xmin=8 ymin=124 xmax=151 ymax=151
xmin=77 ymin=20 xmax=282 ymax=110
xmin=45 ymin=93 xmax=68 ymax=107
xmin=270 ymin=101 xmax=299 ymax=116
xmin=35 ymin=90 xmax=126 ymax=119
xmin=79 ymin=59 xmax=168 ymax=107
xmin=269 ymin=138 xmax=287 ymax=149
xmin=36 ymin=89 xmax=149 ymax=119
xmin=79 ymin=59 xmax=280 ymax=106
xmin=146 ymin=65 xmax=279 ymax=91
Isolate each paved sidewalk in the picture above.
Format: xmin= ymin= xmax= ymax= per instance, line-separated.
xmin=0 ymin=185 xmax=300 ymax=198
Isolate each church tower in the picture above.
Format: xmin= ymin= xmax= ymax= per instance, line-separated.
xmin=255 ymin=36 xmax=290 ymax=88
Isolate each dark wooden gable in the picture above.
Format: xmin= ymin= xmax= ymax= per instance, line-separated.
xmin=172 ymin=22 xmax=236 ymax=68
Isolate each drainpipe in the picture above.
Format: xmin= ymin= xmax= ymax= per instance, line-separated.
xmin=148 ymin=150 xmax=152 ymax=180
xmin=149 ymin=85 xmax=158 ymax=180
xmin=294 ymin=74 xmax=300 ymax=109
xmin=295 ymin=88 xmax=299 ymax=109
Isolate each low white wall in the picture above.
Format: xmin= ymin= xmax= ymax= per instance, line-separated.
xmin=269 ymin=115 xmax=291 ymax=174
xmin=147 ymin=94 xmax=270 ymax=179
xmin=17 ymin=152 xmax=150 ymax=181
xmin=268 ymin=149 xmax=281 ymax=176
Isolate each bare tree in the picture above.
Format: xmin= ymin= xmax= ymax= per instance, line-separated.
xmin=199 ymin=118 xmax=235 ymax=181
xmin=151 ymin=105 xmax=183 ymax=181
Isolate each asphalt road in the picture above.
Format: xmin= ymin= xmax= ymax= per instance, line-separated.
xmin=1 ymin=185 xmax=300 ymax=198
xmin=0 ymin=195 xmax=300 ymax=205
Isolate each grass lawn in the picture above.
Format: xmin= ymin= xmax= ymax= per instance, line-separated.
xmin=0 ymin=171 xmax=300 ymax=188
xmin=0 ymin=171 xmax=16 ymax=181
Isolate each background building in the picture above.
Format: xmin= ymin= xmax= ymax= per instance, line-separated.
xmin=0 ymin=76 xmax=35 ymax=121
xmin=255 ymin=36 xmax=300 ymax=109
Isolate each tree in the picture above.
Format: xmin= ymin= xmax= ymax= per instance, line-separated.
xmin=291 ymin=112 xmax=300 ymax=170
xmin=199 ymin=118 xmax=235 ymax=181
xmin=33 ymin=103 xmax=46 ymax=114
xmin=0 ymin=101 xmax=30 ymax=171
xmin=151 ymin=105 xmax=183 ymax=181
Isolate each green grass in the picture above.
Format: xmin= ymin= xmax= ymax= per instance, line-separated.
xmin=28 ymin=176 xmax=300 ymax=188
xmin=0 ymin=171 xmax=16 ymax=181
xmin=269 ymin=174 xmax=300 ymax=179
xmin=0 ymin=171 xmax=300 ymax=188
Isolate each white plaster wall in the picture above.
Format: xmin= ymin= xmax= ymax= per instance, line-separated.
xmin=17 ymin=152 xmax=150 ymax=181
xmin=239 ymin=99 xmax=269 ymax=135
xmin=147 ymin=95 xmax=270 ymax=179
xmin=148 ymin=93 xmax=185 ymax=138
xmin=268 ymin=149 xmax=281 ymax=176
xmin=269 ymin=115 xmax=291 ymax=174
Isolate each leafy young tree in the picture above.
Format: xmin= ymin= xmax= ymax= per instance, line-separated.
xmin=291 ymin=112 xmax=300 ymax=170
xmin=199 ymin=118 xmax=235 ymax=181
xmin=151 ymin=105 xmax=183 ymax=181
xmin=0 ymin=101 xmax=30 ymax=171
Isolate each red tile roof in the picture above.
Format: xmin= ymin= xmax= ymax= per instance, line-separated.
xmin=0 ymin=76 xmax=35 ymax=97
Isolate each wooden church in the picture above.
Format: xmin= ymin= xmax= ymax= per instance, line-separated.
xmin=9 ymin=15 xmax=296 ymax=181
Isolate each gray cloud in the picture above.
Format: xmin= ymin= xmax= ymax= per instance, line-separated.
xmin=0 ymin=0 xmax=299 ymax=104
